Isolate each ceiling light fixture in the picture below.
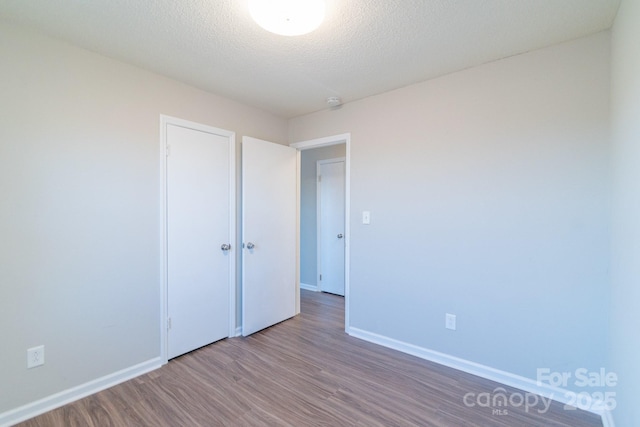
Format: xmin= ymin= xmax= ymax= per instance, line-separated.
xmin=248 ymin=0 xmax=326 ymax=36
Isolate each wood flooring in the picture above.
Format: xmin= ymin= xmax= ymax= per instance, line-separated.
xmin=19 ymin=290 xmax=602 ymax=426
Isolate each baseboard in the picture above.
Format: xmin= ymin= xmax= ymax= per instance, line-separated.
xmin=0 ymin=357 xmax=162 ymax=427
xmin=234 ymin=326 xmax=242 ymax=337
xmin=300 ymin=282 xmax=319 ymax=292
xmin=348 ymin=327 xmax=610 ymax=423
xmin=600 ymin=408 xmax=616 ymax=427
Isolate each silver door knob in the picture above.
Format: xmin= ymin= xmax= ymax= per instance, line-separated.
xmin=220 ymin=243 xmax=231 ymax=251
xmin=337 ymin=234 xmax=343 ymax=239
xmin=246 ymin=242 xmax=255 ymax=250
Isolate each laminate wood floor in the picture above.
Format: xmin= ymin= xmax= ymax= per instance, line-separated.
xmin=19 ymin=290 xmax=602 ymax=426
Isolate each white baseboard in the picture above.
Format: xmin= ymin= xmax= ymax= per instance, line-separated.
xmin=347 ymin=327 xmax=610 ymax=423
xmin=600 ymin=408 xmax=615 ymax=427
xmin=300 ymin=282 xmax=319 ymax=292
xmin=0 ymin=357 xmax=162 ymax=427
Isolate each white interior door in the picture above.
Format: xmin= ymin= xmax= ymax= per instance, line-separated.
xmin=166 ymin=122 xmax=231 ymax=359
xmin=318 ymin=159 xmax=345 ymax=296
xmin=242 ymin=136 xmax=297 ymax=336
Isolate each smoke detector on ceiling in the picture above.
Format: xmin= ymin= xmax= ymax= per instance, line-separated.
xmin=326 ymin=96 xmax=342 ymax=108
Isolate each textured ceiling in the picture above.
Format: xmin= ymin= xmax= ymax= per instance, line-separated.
xmin=0 ymin=0 xmax=621 ymax=118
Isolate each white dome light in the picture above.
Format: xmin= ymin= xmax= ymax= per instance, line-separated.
xmin=249 ymin=0 xmax=326 ymax=36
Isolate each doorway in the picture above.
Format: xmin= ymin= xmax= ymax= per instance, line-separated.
xmin=299 ymin=146 xmax=345 ymax=294
xmin=291 ymin=134 xmax=350 ymax=331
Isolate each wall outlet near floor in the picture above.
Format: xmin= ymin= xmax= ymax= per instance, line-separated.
xmin=445 ymin=313 xmax=456 ymax=330
xmin=27 ymin=345 xmax=45 ymax=368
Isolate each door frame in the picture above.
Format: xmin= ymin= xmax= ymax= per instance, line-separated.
xmin=290 ymin=133 xmax=351 ymax=332
xmin=160 ymin=115 xmax=236 ymax=364
xmin=317 ymin=157 xmax=345 ymax=295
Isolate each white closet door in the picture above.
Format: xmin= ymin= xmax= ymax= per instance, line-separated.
xmin=166 ymin=123 xmax=231 ymax=358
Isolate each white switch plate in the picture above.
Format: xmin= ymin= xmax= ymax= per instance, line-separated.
xmin=445 ymin=313 xmax=456 ymax=330
xmin=362 ymin=211 xmax=371 ymax=224
xmin=27 ymin=345 xmax=45 ymax=368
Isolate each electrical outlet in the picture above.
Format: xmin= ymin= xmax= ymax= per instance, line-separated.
xmin=27 ymin=345 xmax=45 ymax=368
xmin=445 ymin=313 xmax=456 ymax=330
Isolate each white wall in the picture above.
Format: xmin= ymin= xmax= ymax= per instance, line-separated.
xmin=300 ymin=144 xmax=346 ymax=287
xmin=290 ymin=33 xmax=611 ymax=388
xmin=610 ymin=0 xmax=640 ymax=424
xmin=0 ymin=21 xmax=287 ymax=416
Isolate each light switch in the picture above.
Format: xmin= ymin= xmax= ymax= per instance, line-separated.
xmin=362 ymin=211 xmax=370 ymax=225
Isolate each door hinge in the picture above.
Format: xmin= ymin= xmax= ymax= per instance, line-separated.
xmin=318 ymin=175 xmax=321 ymax=182
xmin=167 ymin=317 xmax=172 ymax=330
xmin=319 ymin=274 xmax=322 ymax=281
xmin=166 ymin=145 xmax=171 ymax=156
